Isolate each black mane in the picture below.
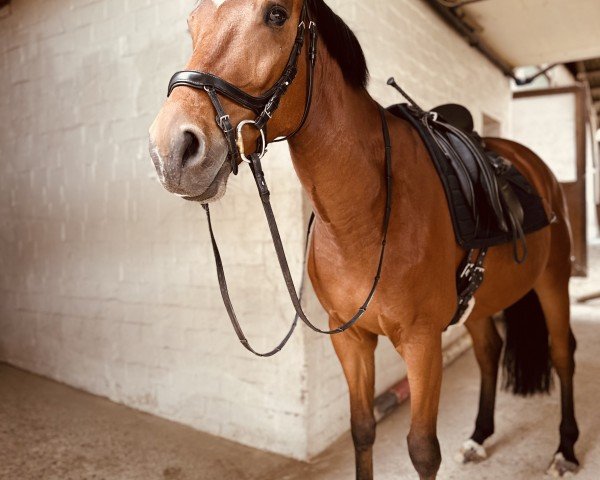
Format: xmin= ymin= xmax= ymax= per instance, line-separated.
xmin=307 ymin=0 xmax=369 ymax=88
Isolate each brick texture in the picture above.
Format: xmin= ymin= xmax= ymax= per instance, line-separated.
xmin=0 ymin=0 xmax=510 ymax=460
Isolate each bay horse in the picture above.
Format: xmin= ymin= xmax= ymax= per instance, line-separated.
xmin=148 ymin=1 xmax=579 ymax=478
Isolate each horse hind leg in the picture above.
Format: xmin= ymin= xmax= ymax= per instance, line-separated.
xmin=456 ymin=315 xmax=503 ymax=464
xmin=534 ymin=272 xmax=580 ymax=477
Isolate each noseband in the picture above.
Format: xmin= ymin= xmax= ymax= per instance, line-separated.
xmin=167 ymin=2 xmax=318 ymax=175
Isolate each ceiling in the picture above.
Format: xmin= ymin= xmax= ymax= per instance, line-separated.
xmin=459 ymin=0 xmax=600 ymax=67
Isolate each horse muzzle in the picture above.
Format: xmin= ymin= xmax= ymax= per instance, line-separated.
xmin=148 ymin=104 xmax=229 ymax=200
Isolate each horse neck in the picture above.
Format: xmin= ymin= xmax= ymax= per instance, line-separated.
xmin=287 ymin=55 xmax=385 ymax=244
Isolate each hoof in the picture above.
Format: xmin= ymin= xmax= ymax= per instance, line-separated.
xmin=546 ymin=453 xmax=579 ymax=477
xmin=455 ymin=439 xmax=488 ymax=464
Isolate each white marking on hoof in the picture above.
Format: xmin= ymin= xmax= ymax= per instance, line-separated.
xmin=455 ymin=439 xmax=488 ymax=464
xmin=546 ymin=453 xmax=579 ymax=477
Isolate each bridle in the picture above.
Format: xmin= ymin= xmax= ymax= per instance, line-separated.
xmin=167 ymin=1 xmax=318 ymax=175
xmin=166 ymin=1 xmax=394 ymax=357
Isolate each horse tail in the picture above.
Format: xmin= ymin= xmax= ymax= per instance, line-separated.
xmin=502 ymin=289 xmax=553 ymax=396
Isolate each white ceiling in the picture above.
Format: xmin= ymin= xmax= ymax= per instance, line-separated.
xmin=463 ymin=0 xmax=600 ymax=66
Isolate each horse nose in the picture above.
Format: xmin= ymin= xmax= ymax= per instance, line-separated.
xmin=149 ymin=123 xmax=206 ymax=184
xmin=179 ymin=129 xmax=203 ymax=167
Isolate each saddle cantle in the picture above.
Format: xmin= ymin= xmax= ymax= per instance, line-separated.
xmin=432 ymin=103 xmax=474 ymax=133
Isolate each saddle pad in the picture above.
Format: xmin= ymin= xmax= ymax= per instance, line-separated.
xmin=388 ymin=103 xmax=550 ymax=250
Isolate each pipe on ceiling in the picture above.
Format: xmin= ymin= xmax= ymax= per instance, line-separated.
xmin=422 ymin=0 xmax=527 ymax=83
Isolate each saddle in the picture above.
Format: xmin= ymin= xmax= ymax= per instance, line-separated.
xmin=388 ymin=103 xmax=549 ymax=254
xmin=387 ymin=99 xmax=549 ymax=326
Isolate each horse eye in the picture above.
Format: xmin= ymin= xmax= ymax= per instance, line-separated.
xmin=266 ymin=5 xmax=288 ymax=27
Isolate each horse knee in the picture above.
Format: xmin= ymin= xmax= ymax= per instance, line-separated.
xmin=407 ymin=431 xmax=441 ymax=478
xmin=352 ymin=417 xmax=376 ymax=452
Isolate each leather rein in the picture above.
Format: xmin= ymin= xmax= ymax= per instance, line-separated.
xmin=167 ymin=2 xmax=394 ymax=357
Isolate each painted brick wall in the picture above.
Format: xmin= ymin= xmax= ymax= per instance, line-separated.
xmin=0 ymin=0 xmax=309 ymax=459
xmin=0 ymin=0 xmax=510 ymax=460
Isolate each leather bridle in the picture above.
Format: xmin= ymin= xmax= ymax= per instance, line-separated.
xmin=166 ymin=1 xmax=394 ymax=357
xmin=167 ymin=1 xmax=317 ymax=175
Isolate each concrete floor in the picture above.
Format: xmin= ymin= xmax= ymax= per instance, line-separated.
xmin=278 ymin=317 xmax=600 ymax=480
xmin=2 ymin=245 xmax=599 ymax=480
xmin=1 ymin=315 xmax=599 ymax=480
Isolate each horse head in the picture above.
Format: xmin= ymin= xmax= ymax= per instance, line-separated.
xmin=148 ymin=0 xmax=313 ymax=203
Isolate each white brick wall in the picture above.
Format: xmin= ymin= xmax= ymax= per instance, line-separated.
xmin=0 ymin=0 xmax=308 ymax=460
xmin=0 ymin=0 xmax=510 ymax=460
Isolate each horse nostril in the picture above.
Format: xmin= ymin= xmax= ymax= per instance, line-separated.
xmin=181 ymin=130 xmax=201 ymax=167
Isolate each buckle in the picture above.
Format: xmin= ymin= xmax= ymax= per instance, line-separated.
xmin=236 ymin=120 xmax=267 ymax=164
xmin=460 ymin=262 xmax=475 ymax=279
xmin=217 ymin=114 xmax=230 ymax=130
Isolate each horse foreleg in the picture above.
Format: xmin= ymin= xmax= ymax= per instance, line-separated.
xmin=331 ymin=323 xmax=378 ymax=480
xmin=399 ymin=331 xmax=443 ymax=480
xmin=457 ymin=315 xmax=503 ymax=463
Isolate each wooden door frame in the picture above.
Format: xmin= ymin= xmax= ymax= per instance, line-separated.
xmin=513 ymin=85 xmax=588 ymax=276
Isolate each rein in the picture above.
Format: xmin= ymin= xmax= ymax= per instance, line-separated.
xmin=167 ymin=2 xmax=394 ymax=357
xmin=204 ymin=107 xmax=392 ymax=356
